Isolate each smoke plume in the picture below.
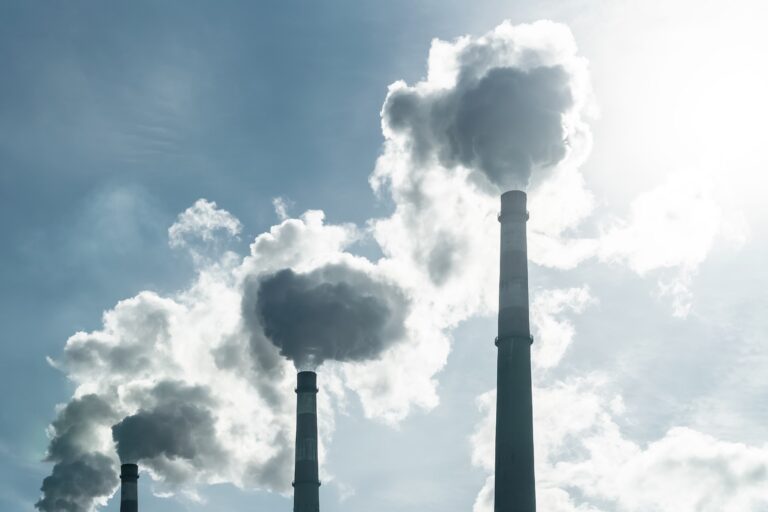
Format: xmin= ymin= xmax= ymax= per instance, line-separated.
xmin=35 ymin=395 xmax=119 ymax=512
xmin=371 ymin=20 xmax=591 ymax=296
xmin=37 ymin=454 xmax=117 ymax=512
xmin=112 ymin=382 xmax=223 ymax=465
xmin=384 ymin=65 xmax=573 ymax=190
xmin=252 ymin=264 xmax=409 ymax=369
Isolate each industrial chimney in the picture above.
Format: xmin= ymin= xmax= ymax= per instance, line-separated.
xmin=494 ymin=190 xmax=536 ymax=512
xmin=293 ymin=371 xmax=320 ymax=512
xmin=119 ymin=463 xmax=139 ymax=512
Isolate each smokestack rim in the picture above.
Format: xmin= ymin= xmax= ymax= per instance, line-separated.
xmin=499 ymin=190 xmax=527 ymax=219
xmin=296 ymin=370 xmax=318 ymax=393
xmin=120 ymin=463 xmax=139 ymax=480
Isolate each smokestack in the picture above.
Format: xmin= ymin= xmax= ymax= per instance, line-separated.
xmin=494 ymin=190 xmax=536 ymax=512
xmin=293 ymin=371 xmax=320 ymax=512
xmin=119 ymin=463 xmax=138 ymax=512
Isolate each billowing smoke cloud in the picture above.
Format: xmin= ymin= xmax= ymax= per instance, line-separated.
xmin=377 ymin=20 xmax=590 ymax=195
xmin=252 ymin=265 xmax=409 ymax=369
xmin=36 ymin=396 xmax=119 ymax=512
xmin=37 ymin=454 xmax=117 ymax=512
xmin=384 ymin=65 xmax=573 ymax=190
xmin=112 ymin=382 xmax=224 ymax=465
xmin=371 ymin=20 xmax=591 ymax=297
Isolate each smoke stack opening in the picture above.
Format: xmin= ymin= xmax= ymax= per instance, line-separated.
xmin=499 ymin=190 xmax=528 ymax=221
xmin=119 ymin=463 xmax=139 ymax=512
xmin=296 ymin=371 xmax=318 ymax=393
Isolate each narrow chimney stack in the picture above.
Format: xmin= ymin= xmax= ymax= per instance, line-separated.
xmin=119 ymin=463 xmax=139 ymax=512
xmin=293 ymin=371 xmax=320 ymax=512
xmin=494 ymin=190 xmax=536 ymax=512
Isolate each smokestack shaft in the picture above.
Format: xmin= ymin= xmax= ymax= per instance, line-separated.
xmin=294 ymin=371 xmax=320 ymax=512
xmin=119 ymin=463 xmax=138 ymax=512
xmin=494 ymin=191 xmax=536 ymax=512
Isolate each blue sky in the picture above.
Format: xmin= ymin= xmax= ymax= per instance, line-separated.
xmin=2 ymin=1 xmax=768 ymax=511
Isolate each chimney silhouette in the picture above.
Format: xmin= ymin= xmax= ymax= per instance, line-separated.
xmin=293 ymin=371 xmax=320 ymax=512
xmin=119 ymin=463 xmax=139 ymax=512
xmin=494 ymin=190 xmax=536 ymax=512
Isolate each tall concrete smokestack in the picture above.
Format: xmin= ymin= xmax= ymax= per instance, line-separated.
xmin=119 ymin=463 xmax=139 ymax=512
xmin=293 ymin=371 xmax=320 ymax=512
xmin=494 ymin=190 xmax=536 ymax=512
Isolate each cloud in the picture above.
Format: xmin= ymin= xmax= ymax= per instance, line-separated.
xmin=242 ymin=210 xmax=358 ymax=274
xmin=272 ymin=197 xmax=293 ymax=221
xmin=252 ymin=265 xmax=409 ymax=369
xmin=597 ymin=174 xmax=722 ymax=274
xmin=526 ymin=171 xmax=747 ymax=317
xmin=471 ymin=378 xmax=768 ymax=512
xmin=168 ymin=198 xmax=242 ymax=249
xmin=531 ymin=286 xmax=594 ymax=369
xmin=53 ymin=291 xmax=182 ymax=384
xmin=597 ymin=173 xmax=740 ymax=317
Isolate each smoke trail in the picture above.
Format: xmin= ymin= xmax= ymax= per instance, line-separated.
xmin=35 ymin=395 xmax=119 ymax=512
xmin=37 ymin=454 xmax=117 ymax=512
xmin=250 ymin=264 xmax=409 ymax=369
xmin=112 ymin=382 xmax=224 ymax=465
xmin=371 ymin=20 xmax=591 ymax=295
xmin=384 ymin=65 xmax=573 ymax=190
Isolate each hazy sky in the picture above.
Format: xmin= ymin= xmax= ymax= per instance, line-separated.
xmin=2 ymin=1 xmax=768 ymax=511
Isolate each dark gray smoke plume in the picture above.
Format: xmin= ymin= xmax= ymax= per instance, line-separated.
xmin=35 ymin=395 xmax=119 ymax=512
xmin=37 ymin=453 xmax=117 ymax=512
xmin=112 ymin=381 xmax=223 ymax=464
xmin=384 ymin=65 xmax=573 ymax=190
xmin=250 ymin=264 xmax=409 ymax=368
xmin=112 ymin=404 xmax=214 ymax=463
